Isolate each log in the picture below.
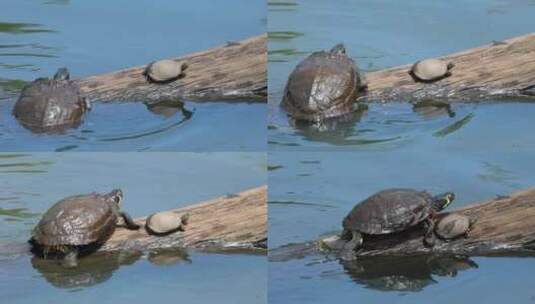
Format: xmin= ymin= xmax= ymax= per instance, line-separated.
xmin=99 ymin=186 xmax=267 ymax=253
xmin=364 ymin=32 xmax=535 ymax=102
xmin=74 ymin=35 xmax=267 ymax=103
xmin=270 ymin=188 xmax=535 ymax=261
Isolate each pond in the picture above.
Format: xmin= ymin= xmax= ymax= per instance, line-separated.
xmin=0 ymin=152 xmax=267 ymax=303
xmin=268 ymin=0 xmax=535 ymax=150
xmin=0 ymin=0 xmax=266 ymax=151
xmin=268 ymin=0 xmax=535 ymax=303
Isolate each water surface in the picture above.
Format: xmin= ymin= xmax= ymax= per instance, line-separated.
xmin=0 ymin=152 xmax=267 ymax=303
xmin=0 ymin=0 xmax=266 ymax=151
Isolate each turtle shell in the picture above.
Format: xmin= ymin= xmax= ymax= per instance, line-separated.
xmin=410 ymin=59 xmax=450 ymax=81
xmin=343 ymin=188 xmax=434 ymax=235
xmin=281 ymin=44 xmax=364 ymax=121
xmin=32 ymin=193 xmax=118 ymax=247
xmin=144 ymin=60 xmax=186 ymax=83
xmin=435 ymin=214 xmax=471 ymax=239
xmin=13 ymin=75 xmax=88 ymax=133
xmin=146 ymin=212 xmax=188 ymax=235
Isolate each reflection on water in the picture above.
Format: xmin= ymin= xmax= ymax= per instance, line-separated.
xmin=147 ymin=248 xmax=191 ymax=266
xmin=31 ymin=250 xmax=141 ymax=289
xmin=341 ymin=255 xmax=477 ymax=292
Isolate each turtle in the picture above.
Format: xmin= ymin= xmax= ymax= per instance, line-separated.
xmin=13 ymin=68 xmax=90 ymax=133
xmin=145 ymin=212 xmax=189 ymax=235
xmin=143 ymin=59 xmax=188 ymax=83
xmin=409 ymin=59 xmax=454 ymax=82
xmin=31 ymin=189 xmax=140 ymax=268
xmin=434 ymin=213 xmax=476 ymax=240
xmin=339 ymin=188 xmax=455 ymax=260
xmin=281 ymin=43 xmax=367 ymax=122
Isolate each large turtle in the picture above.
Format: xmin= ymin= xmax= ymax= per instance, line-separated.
xmin=13 ymin=68 xmax=90 ymax=133
xmin=340 ymin=188 xmax=454 ymax=259
xmin=281 ymin=44 xmax=367 ymax=122
xmin=31 ymin=189 xmax=139 ymax=268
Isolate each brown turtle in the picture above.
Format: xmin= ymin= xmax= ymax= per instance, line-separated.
xmin=339 ymin=188 xmax=455 ymax=260
xmin=13 ymin=68 xmax=90 ymax=133
xmin=281 ymin=44 xmax=367 ymax=122
xmin=31 ymin=189 xmax=139 ymax=268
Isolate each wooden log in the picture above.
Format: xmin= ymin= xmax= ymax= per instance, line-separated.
xmin=270 ymin=188 xmax=535 ymax=261
xmin=99 ymin=186 xmax=267 ymax=253
xmin=74 ymin=35 xmax=267 ymax=103
xmin=364 ymin=32 xmax=535 ymax=102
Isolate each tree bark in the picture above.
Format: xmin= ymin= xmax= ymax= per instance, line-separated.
xmin=98 ymin=186 xmax=267 ymax=253
xmin=365 ymin=32 xmax=535 ymax=102
xmin=75 ymin=35 xmax=267 ymax=103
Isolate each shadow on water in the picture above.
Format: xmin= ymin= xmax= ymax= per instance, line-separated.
xmin=340 ymin=255 xmax=478 ymax=292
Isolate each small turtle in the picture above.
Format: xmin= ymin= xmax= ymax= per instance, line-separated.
xmin=435 ymin=214 xmax=476 ymax=240
xmin=410 ymin=59 xmax=454 ymax=82
xmin=13 ymin=68 xmax=90 ymax=133
xmin=281 ymin=43 xmax=367 ymax=122
xmin=145 ymin=212 xmax=189 ymax=235
xmin=339 ymin=188 xmax=455 ymax=260
xmin=143 ymin=59 xmax=188 ymax=83
xmin=31 ymin=189 xmax=139 ymax=268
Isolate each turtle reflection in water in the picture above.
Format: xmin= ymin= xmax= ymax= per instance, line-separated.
xmin=282 ymin=44 xmax=367 ymax=122
xmin=413 ymin=99 xmax=455 ymax=118
xmin=31 ymin=251 xmax=141 ymax=289
xmin=148 ymin=248 xmax=192 ymax=266
xmin=13 ymin=68 xmax=90 ymax=133
xmin=340 ymin=255 xmax=478 ymax=292
xmin=289 ymin=104 xmax=368 ymax=144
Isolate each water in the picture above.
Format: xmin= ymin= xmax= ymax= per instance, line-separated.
xmin=0 ymin=152 xmax=267 ymax=303
xmin=268 ymin=0 xmax=535 ymax=150
xmin=268 ymin=0 xmax=535 ymax=303
xmin=0 ymin=0 xmax=266 ymax=151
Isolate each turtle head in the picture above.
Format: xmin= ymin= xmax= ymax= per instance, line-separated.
xmin=432 ymin=192 xmax=455 ymax=211
xmin=106 ymin=189 xmax=123 ymax=206
xmin=330 ymin=43 xmax=346 ymax=55
xmin=53 ymin=68 xmax=70 ymax=81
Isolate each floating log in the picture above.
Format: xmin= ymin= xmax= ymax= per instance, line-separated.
xmin=99 ymin=186 xmax=267 ymax=253
xmin=365 ymin=32 xmax=535 ymax=102
xmin=270 ymin=188 xmax=535 ymax=261
xmin=74 ymin=35 xmax=267 ymax=103
xmin=0 ymin=186 xmax=267 ymax=258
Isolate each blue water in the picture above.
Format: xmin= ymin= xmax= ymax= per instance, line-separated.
xmin=0 ymin=152 xmax=267 ymax=303
xmin=0 ymin=0 xmax=266 ymax=151
xmin=268 ymin=0 xmax=535 ymax=150
xmin=268 ymin=0 xmax=535 ymax=303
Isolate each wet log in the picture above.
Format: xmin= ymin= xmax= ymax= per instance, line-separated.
xmin=99 ymin=186 xmax=267 ymax=253
xmin=74 ymin=35 xmax=267 ymax=103
xmin=270 ymin=188 xmax=535 ymax=261
xmin=365 ymin=32 xmax=535 ymax=102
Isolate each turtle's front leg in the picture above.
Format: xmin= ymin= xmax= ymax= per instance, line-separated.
xmin=339 ymin=231 xmax=363 ymax=261
xmin=120 ymin=212 xmax=140 ymax=230
xmin=62 ymin=248 xmax=78 ymax=268
xmin=423 ymin=218 xmax=436 ymax=247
